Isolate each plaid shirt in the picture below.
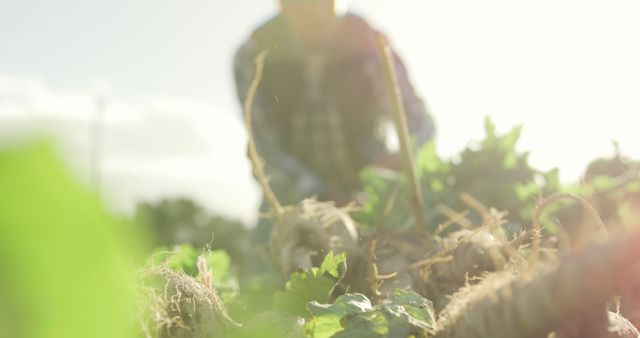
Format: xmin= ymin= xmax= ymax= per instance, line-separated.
xmin=234 ymin=14 xmax=435 ymax=204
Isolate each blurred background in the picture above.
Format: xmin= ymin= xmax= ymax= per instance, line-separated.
xmin=1 ymin=0 xmax=639 ymax=227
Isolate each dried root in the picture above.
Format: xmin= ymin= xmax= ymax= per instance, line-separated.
xmin=552 ymin=309 xmax=640 ymax=338
xmin=367 ymin=213 xmax=511 ymax=311
xmin=431 ymin=227 xmax=508 ymax=287
xmin=138 ymin=268 xmax=239 ymax=338
xmin=267 ymin=198 xmax=361 ymax=277
xmin=371 ymin=229 xmax=435 ymax=300
xmin=606 ymin=311 xmax=640 ymax=338
xmin=434 ymin=230 xmax=640 ymax=338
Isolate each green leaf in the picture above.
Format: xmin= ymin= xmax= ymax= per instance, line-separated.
xmin=339 ymin=311 xmax=390 ymax=337
xmin=542 ymin=168 xmax=561 ymax=192
xmin=0 ymin=141 xmax=146 ymax=338
xmin=149 ymin=244 xmax=200 ymax=275
xmin=320 ymin=251 xmax=348 ymax=279
xmin=500 ymin=125 xmax=523 ymax=152
xmin=592 ymin=175 xmax=618 ymax=192
xmin=306 ymin=293 xmax=372 ymax=338
xmin=390 ymin=289 xmax=433 ymax=310
xmin=308 ymin=293 xmax=372 ymax=317
xmin=383 ymin=290 xmax=435 ymax=332
xmin=149 ymin=246 xmax=240 ymax=304
xmin=628 ymin=180 xmax=640 ymax=192
xmin=205 ymin=250 xmax=241 ymax=304
xmin=416 ymin=142 xmax=443 ymax=174
xmin=430 ymin=179 xmax=445 ymax=193
xmin=515 ymin=181 xmax=539 ymax=201
xmin=503 ymin=151 xmax=518 ymax=170
xmin=241 ymin=311 xmax=305 ymax=338
xmin=304 ymin=314 xmax=344 ymax=338
xmin=332 ymin=315 xmax=386 ymax=338
xmin=273 ymin=252 xmax=347 ymax=317
xmin=484 ymin=116 xmax=497 ymax=139
xmin=202 ymin=250 xmax=231 ymax=281
xmin=150 ymin=245 xmax=232 ymax=281
xmin=306 ymin=291 xmax=434 ymax=338
xmin=352 ymin=167 xmax=397 ymax=226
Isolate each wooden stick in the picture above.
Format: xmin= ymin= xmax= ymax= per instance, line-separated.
xmin=375 ymin=33 xmax=428 ymax=234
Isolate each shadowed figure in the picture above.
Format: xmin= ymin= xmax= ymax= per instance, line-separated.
xmin=234 ymin=0 xmax=435 ymax=207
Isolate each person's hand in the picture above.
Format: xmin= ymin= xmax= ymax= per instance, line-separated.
xmin=373 ymin=152 xmax=403 ymax=171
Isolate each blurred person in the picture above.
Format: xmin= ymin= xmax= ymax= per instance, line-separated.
xmin=234 ymin=0 xmax=435 ymax=206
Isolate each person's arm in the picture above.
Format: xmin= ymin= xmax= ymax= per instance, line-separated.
xmin=233 ymin=40 xmax=326 ymax=203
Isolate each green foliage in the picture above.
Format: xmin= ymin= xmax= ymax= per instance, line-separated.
xmin=306 ymin=293 xmax=373 ymax=338
xmin=305 ymin=290 xmax=435 ymax=338
xmin=150 ymin=244 xmax=201 ymax=275
xmin=353 ymin=168 xmax=405 ymax=228
xmin=5 ymin=123 xmax=634 ymax=338
xmin=273 ymin=252 xmax=347 ymax=317
xmin=0 ymin=141 xmax=146 ymax=338
xmin=552 ymin=153 xmax=640 ymax=229
xmin=239 ymin=311 xmax=306 ymax=338
xmin=309 ymin=293 xmax=373 ymax=317
xmin=149 ymin=244 xmax=240 ymax=304
xmin=354 ymin=117 xmax=561 ymax=233
xmin=135 ymin=198 xmax=250 ymax=263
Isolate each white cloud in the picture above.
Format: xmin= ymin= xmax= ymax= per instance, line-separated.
xmin=0 ymin=75 xmax=261 ymax=226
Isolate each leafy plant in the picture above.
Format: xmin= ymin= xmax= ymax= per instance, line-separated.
xmin=273 ymin=251 xmax=347 ymax=317
xmin=135 ymin=198 xmax=250 ymax=263
xmin=354 ymin=117 xmax=561 ymax=234
xmin=148 ymin=244 xmax=240 ymax=304
xmin=305 ymin=290 xmax=435 ymax=338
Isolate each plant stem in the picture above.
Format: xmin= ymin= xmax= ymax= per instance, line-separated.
xmin=375 ymin=34 xmax=428 ymax=234
xmin=243 ymin=50 xmax=284 ymax=217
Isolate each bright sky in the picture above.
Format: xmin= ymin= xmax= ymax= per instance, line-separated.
xmin=1 ymin=0 xmax=639 ymax=225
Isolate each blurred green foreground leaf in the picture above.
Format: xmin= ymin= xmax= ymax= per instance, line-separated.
xmin=0 ymin=141 xmax=145 ymax=338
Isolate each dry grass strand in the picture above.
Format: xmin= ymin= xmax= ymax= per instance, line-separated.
xmin=243 ymin=50 xmax=284 ymax=217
